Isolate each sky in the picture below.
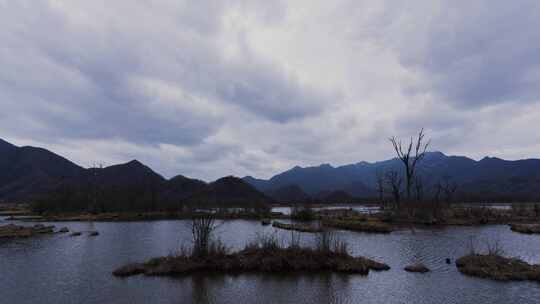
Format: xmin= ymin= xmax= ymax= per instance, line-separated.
xmin=1 ymin=0 xmax=540 ymax=181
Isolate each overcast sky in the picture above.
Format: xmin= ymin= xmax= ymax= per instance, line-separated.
xmin=2 ymin=1 xmax=540 ymax=181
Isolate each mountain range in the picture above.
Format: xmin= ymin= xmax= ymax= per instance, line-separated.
xmin=244 ymin=151 xmax=540 ymax=202
xmin=0 ymin=139 xmax=269 ymax=210
xmin=1 ymin=138 xmax=540 ymax=207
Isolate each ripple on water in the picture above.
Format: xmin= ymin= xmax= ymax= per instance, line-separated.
xmin=1 ymin=220 xmax=540 ymax=304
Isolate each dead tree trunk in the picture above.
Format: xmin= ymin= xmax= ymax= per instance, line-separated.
xmin=385 ymin=170 xmax=403 ymax=210
xmin=389 ymin=128 xmax=430 ymax=203
xmin=375 ymin=169 xmax=385 ymax=205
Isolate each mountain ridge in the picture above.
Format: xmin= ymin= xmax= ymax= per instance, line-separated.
xmin=1 ymin=137 xmax=540 ymax=205
xmin=0 ymin=139 xmax=270 ymax=209
xmin=243 ymin=151 xmax=540 ymax=202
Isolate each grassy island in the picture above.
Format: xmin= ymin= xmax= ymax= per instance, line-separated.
xmin=271 ymin=221 xmax=323 ymax=233
xmin=0 ymin=224 xmax=56 ymax=238
xmin=113 ymin=214 xmax=389 ymax=278
xmin=113 ymin=243 xmax=389 ymax=278
xmin=456 ymin=254 xmax=540 ymax=282
xmin=510 ymin=223 xmax=540 ymax=234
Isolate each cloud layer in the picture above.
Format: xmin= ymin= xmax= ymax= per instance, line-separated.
xmin=1 ymin=0 xmax=539 ymax=180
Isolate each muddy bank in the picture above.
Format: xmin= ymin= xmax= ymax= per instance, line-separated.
xmin=0 ymin=210 xmax=32 ymax=216
xmin=0 ymin=224 xmax=56 ymax=238
xmin=322 ymin=219 xmax=393 ymax=233
xmin=16 ymin=211 xmax=289 ymax=222
xmin=510 ymin=224 xmax=540 ymax=234
xmin=456 ymin=254 xmax=540 ymax=282
xmin=272 ymin=221 xmax=322 ymax=233
xmin=113 ymin=247 xmax=390 ymax=277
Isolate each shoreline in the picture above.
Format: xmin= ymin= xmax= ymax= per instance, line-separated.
xmin=5 ymin=211 xmax=539 ymax=228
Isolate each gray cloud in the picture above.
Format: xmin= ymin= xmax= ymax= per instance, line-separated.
xmin=377 ymin=0 xmax=540 ymax=107
xmin=1 ymin=0 xmax=540 ymax=180
xmin=0 ymin=1 xmax=329 ymax=148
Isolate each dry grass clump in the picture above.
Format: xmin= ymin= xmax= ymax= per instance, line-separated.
xmin=457 ymin=237 xmax=540 ymax=282
xmin=510 ymin=224 xmax=540 ymax=234
xmin=272 ymin=221 xmax=322 ymax=233
xmin=322 ymin=219 xmax=392 ymax=233
xmin=456 ymin=254 xmax=540 ymax=281
xmin=0 ymin=224 xmax=55 ymax=238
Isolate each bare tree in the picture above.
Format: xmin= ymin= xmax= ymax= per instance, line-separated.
xmin=414 ymin=175 xmax=424 ymax=202
xmin=441 ymin=176 xmax=458 ymax=205
xmin=385 ymin=170 xmax=403 ymax=209
xmin=90 ymin=162 xmax=104 ymax=213
xmin=433 ymin=182 xmax=442 ymax=204
xmin=432 ymin=176 xmax=458 ymax=218
xmin=389 ymin=128 xmax=430 ymax=201
xmin=375 ymin=169 xmax=385 ymax=204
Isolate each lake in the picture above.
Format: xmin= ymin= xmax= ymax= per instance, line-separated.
xmin=1 ymin=217 xmax=540 ymax=304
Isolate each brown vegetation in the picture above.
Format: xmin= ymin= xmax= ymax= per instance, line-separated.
xmin=113 ymin=233 xmax=389 ymax=277
xmin=456 ymin=254 xmax=540 ymax=281
xmin=510 ymin=223 xmax=540 ymax=234
xmin=23 ymin=210 xmax=285 ymax=222
xmin=272 ymin=221 xmax=322 ymax=233
xmin=322 ymin=219 xmax=392 ymax=233
xmin=113 ymin=247 xmax=390 ymax=277
xmin=113 ymin=214 xmax=389 ymax=278
xmin=0 ymin=224 xmax=55 ymax=238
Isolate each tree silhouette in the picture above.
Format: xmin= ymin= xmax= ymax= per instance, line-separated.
xmin=389 ymin=128 xmax=430 ymax=203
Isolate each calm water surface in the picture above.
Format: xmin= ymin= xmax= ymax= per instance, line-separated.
xmin=1 ymin=217 xmax=540 ymax=304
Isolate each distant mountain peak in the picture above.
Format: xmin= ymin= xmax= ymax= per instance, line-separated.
xmin=318 ymin=163 xmax=333 ymax=169
xmin=215 ymin=175 xmax=242 ymax=183
xmin=126 ymin=159 xmax=143 ymax=166
xmin=426 ymin=151 xmax=446 ymax=157
xmin=423 ymin=151 xmax=447 ymax=160
xmin=480 ymin=156 xmax=502 ymax=162
xmin=0 ymin=138 xmax=17 ymax=148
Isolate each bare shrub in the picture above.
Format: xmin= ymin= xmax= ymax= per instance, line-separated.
xmin=316 ymin=229 xmax=348 ymax=255
xmin=176 ymin=244 xmax=191 ymax=258
xmin=290 ymin=230 xmax=301 ymax=249
xmin=317 ymin=229 xmax=334 ymax=252
xmin=207 ymin=239 xmax=228 ymax=257
xmin=535 ymin=204 xmax=540 ymax=217
xmin=375 ymin=169 xmax=385 ymax=205
xmin=333 ymin=239 xmax=348 ymax=256
xmin=291 ymin=204 xmax=315 ymax=221
xmin=385 ymin=170 xmax=403 ymax=210
xmin=511 ymin=204 xmax=525 ymax=216
xmin=486 ymin=239 xmax=505 ymax=256
xmin=467 ymin=236 xmax=477 ymax=255
xmin=466 ymin=236 xmax=505 ymax=256
xmin=246 ymin=232 xmax=281 ymax=251
xmin=191 ymin=213 xmax=224 ymax=258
